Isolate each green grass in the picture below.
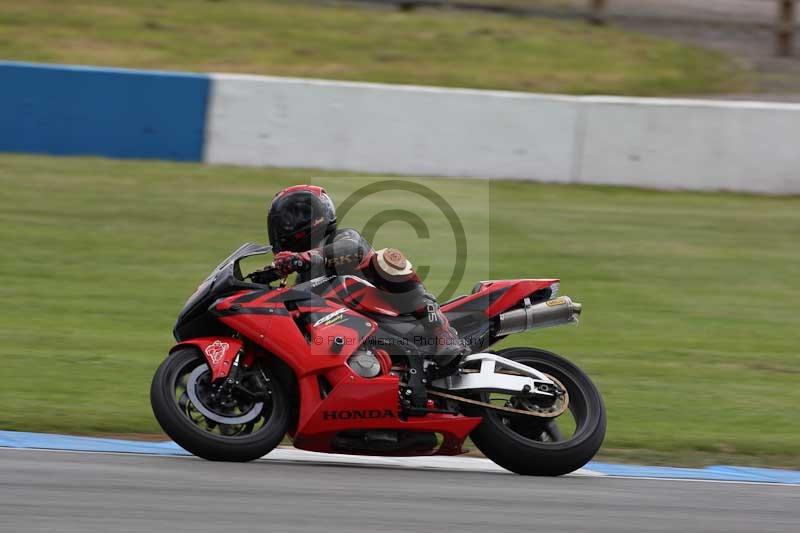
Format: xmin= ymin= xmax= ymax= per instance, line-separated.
xmin=0 ymin=0 xmax=746 ymax=96
xmin=1 ymin=153 xmax=798 ymax=468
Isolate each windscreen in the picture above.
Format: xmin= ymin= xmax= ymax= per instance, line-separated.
xmin=182 ymin=243 xmax=272 ymax=313
xmin=209 ymin=243 xmax=267 ymax=280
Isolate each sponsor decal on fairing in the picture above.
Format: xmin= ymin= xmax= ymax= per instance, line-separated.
xmin=204 ymin=340 xmax=230 ymax=365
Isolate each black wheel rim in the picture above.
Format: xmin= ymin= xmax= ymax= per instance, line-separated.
xmin=170 ymin=357 xmax=277 ymax=439
xmin=481 ymin=356 xmax=594 ymax=448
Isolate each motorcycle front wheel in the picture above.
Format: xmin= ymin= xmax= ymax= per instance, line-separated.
xmin=464 ymin=347 xmax=606 ymax=476
xmin=150 ymin=347 xmax=289 ymax=462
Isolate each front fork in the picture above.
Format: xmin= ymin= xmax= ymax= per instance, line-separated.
xmin=215 ymin=347 xmax=272 ymax=403
xmin=217 ymin=350 xmax=243 ymax=397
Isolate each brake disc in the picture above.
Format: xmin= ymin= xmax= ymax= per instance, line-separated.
xmin=185 ymin=365 xmax=264 ymax=425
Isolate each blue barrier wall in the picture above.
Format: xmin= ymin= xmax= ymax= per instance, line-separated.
xmin=0 ymin=61 xmax=209 ymax=161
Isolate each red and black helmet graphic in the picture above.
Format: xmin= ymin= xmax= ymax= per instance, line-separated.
xmin=268 ymin=185 xmax=337 ymax=252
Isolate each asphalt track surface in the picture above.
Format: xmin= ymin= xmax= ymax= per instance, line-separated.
xmin=1 ymin=449 xmax=798 ymax=533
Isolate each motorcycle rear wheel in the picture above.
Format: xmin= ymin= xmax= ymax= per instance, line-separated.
xmin=464 ymin=347 xmax=606 ymax=476
xmin=150 ymin=347 xmax=289 ymax=462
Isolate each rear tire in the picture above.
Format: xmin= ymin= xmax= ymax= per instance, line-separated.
xmin=150 ymin=348 xmax=290 ymax=462
xmin=464 ymin=347 xmax=606 ymax=476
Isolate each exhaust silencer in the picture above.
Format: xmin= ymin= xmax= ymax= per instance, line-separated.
xmin=496 ymin=296 xmax=582 ymax=336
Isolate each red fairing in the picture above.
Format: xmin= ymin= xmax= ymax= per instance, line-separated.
xmin=292 ymin=371 xmax=481 ymax=456
xmin=441 ymin=278 xmax=559 ymax=317
xmin=171 ymin=337 xmax=243 ymax=381
xmin=202 ymin=286 xmax=482 ymax=455
xmin=213 ymin=289 xmax=377 ymax=377
xmin=338 ymin=276 xmax=400 ymax=317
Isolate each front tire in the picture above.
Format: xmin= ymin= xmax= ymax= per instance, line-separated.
xmin=150 ymin=348 xmax=290 ymax=462
xmin=465 ymin=347 xmax=606 ymax=476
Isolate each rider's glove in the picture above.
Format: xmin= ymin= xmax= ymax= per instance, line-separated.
xmin=272 ymin=251 xmax=314 ymax=277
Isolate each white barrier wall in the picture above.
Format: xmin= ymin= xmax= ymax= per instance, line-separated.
xmin=205 ymin=74 xmax=580 ymax=183
xmin=578 ymin=97 xmax=800 ymax=194
xmin=206 ymin=74 xmax=800 ymax=195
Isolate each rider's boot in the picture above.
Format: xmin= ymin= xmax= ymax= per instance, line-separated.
xmin=401 ymin=295 xmax=468 ymax=413
xmin=419 ymin=292 xmax=468 ymax=366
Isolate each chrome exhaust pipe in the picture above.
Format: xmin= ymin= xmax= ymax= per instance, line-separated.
xmin=496 ymin=296 xmax=582 ymax=336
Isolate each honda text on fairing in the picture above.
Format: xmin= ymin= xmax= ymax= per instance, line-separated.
xmin=151 ymin=244 xmax=606 ymax=475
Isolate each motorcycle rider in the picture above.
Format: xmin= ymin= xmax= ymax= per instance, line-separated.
xmin=262 ymin=185 xmax=464 ymax=408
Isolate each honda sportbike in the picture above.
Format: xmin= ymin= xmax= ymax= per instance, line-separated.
xmin=151 ymin=243 xmax=606 ymax=475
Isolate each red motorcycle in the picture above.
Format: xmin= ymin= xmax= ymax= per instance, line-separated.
xmin=151 ymin=243 xmax=605 ymax=475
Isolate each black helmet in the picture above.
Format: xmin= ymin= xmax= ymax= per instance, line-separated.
xmin=268 ymin=185 xmax=337 ymax=252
